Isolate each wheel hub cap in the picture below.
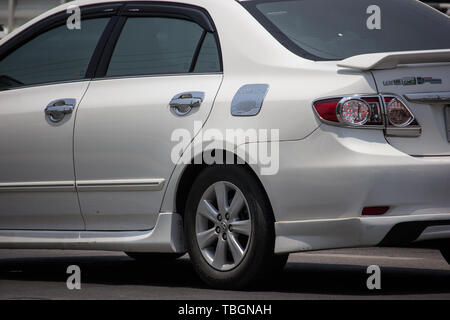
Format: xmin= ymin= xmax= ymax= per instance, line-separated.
xmin=195 ymin=181 xmax=252 ymax=271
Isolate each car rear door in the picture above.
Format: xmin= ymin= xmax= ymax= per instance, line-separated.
xmin=0 ymin=6 xmax=116 ymax=230
xmin=74 ymin=3 xmax=223 ymax=231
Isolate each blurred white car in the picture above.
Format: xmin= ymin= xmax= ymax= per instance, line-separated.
xmin=0 ymin=0 xmax=450 ymax=289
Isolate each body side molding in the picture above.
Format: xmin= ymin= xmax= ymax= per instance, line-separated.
xmin=0 ymin=179 xmax=165 ymax=192
xmin=0 ymin=181 xmax=75 ymax=192
xmin=404 ymin=91 xmax=450 ymax=104
xmin=76 ymin=178 xmax=165 ymax=192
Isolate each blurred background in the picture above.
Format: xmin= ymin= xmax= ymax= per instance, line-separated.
xmin=0 ymin=0 xmax=73 ymax=38
xmin=0 ymin=0 xmax=449 ymax=39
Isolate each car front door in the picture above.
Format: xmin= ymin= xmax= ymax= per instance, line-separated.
xmin=0 ymin=8 xmax=115 ymax=230
xmin=74 ymin=3 xmax=223 ymax=231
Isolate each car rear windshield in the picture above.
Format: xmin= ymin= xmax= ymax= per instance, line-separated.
xmin=240 ymin=0 xmax=450 ymax=60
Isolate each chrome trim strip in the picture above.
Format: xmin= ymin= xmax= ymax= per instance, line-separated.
xmin=445 ymin=106 xmax=450 ymax=142
xmin=0 ymin=79 xmax=90 ymax=93
xmin=0 ymin=181 xmax=75 ymax=192
xmin=385 ymin=126 xmax=422 ymax=137
xmin=76 ymin=179 xmax=165 ymax=192
xmin=92 ymin=72 xmax=223 ymax=82
xmin=0 ymin=179 xmax=166 ymax=193
xmin=404 ymin=92 xmax=450 ymax=104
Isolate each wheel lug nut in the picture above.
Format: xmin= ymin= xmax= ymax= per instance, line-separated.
xmin=228 ymin=225 xmax=233 ymax=232
xmin=217 ymin=214 xmax=222 ymax=221
xmin=215 ymin=227 xmax=221 ymax=234
xmin=222 ymin=233 xmax=227 ymax=240
xmin=225 ymin=213 xmax=230 ymax=220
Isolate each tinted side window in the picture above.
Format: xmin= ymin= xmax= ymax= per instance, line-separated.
xmin=194 ymin=33 xmax=221 ymax=73
xmin=106 ymin=17 xmax=220 ymax=77
xmin=0 ymin=18 xmax=109 ymax=90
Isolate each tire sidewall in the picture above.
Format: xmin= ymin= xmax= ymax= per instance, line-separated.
xmin=184 ymin=165 xmax=275 ymax=288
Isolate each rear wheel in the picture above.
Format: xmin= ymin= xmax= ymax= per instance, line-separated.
xmin=184 ymin=165 xmax=284 ymax=289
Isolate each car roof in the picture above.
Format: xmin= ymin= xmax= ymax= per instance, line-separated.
xmin=0 ymin=0 xmax=234 ymax=45
xmin=0 ymin=0 xmax=316 ymax=73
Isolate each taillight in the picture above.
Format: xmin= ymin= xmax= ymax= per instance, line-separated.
xmin=313 ymin=98 xmax=340 ymax=122
xmin=362 ymin=206 xmax=390 ymax=216
xmin=338 ymin=98 xmax=371 ymax=126
xmin=384 ymin=97 xmax=415 ymax=127
xmin=383 ymin=96 xmax=421 ymax=137
xmin=313 ymin=94 xmax=420 ymax=136
xmin=313 ymin=95 xmax=383 ymax=128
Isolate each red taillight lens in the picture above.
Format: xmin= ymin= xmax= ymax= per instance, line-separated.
xmin=313 ymin=98 xmax=340 ymax=122
xmin=313 ymin=96 xmax=383 ymax=127
xmin=362 ymin=206 xmax=390 ymax=215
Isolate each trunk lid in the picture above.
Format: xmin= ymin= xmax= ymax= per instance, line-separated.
xmin=339 ymin=50 xmax=450 ymax=156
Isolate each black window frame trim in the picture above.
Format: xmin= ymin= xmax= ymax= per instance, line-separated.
xmin=0 ymin=1 xmax=223 ymax=91
xmin=94 ymin=1 xmax=224 ymax=79
xmin=0 ymin=3 xmax=122 ymax=91
xmin=189 ymin=30 xmax=208 ymax=73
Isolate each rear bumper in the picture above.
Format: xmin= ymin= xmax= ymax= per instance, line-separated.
xmin=248 ymin=125 xmax=450 ymax=253
xmin=274 ymin=215 xmax=450 ymax=253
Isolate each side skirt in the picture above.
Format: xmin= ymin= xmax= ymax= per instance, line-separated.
xmin=0 ymin=213 xmax=186 ymax=253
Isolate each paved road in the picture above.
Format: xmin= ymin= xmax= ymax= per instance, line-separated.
xmin=0 ymin=248 xmax=449 ymax=300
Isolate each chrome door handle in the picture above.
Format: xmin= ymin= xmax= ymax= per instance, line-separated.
xmin=45 ymin=98 xmax=76 ymax=123
xmin=169 ymin=92 xmax=204 ymax=116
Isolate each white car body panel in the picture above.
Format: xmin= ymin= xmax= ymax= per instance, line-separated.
xmin=372 ymin=63 xmax=450 ymax=156
xmin=0 ymin=0 xmax=449 ymax=255
xmin=0 ymin=81 xmax=90 ymax=230
xmin=263 ymin=125 xmax=450 ymax=252
xmin=74 ymin=74 xmax=222 ymax=230
xmin=275 ymin=214 xmax=450 ymax=253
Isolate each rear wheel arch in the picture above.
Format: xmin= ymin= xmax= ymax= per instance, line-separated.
xmin=174 ymin=150 xmax=275 ymax=222
xmin=181 ymin=160 xmax=284 ymax=288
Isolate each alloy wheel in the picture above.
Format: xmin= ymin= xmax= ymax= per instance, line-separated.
xmin=195 ymin=181 xmax=252 ymax=271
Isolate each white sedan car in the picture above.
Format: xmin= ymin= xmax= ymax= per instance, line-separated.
xmin=0 ymin=0 xmax=450 ymax=289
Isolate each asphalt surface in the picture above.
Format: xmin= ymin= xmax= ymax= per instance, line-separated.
xmin=0 ymin=248 xmax=449 ymax=300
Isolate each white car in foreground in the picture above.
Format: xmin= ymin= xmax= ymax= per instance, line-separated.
xmin=0 ymin=0 xmax=450 ymax=289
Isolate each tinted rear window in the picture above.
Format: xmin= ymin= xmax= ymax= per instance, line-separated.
xmin=106 ymin=17 xmax=221 ymax=77
xmin=241 ymin=0 xmax=450 ymax=60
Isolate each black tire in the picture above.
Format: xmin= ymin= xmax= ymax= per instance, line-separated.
xmin=125 ymin=252 xmax=184 ymax=263
xmin=184 ymin=165 xmax=280 ymax=289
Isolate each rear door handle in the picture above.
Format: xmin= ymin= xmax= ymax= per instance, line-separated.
xmin=45 ymin=98 xmax=76 ymax=123
xmin=169 ymin=92 xmax=204 ymax=116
